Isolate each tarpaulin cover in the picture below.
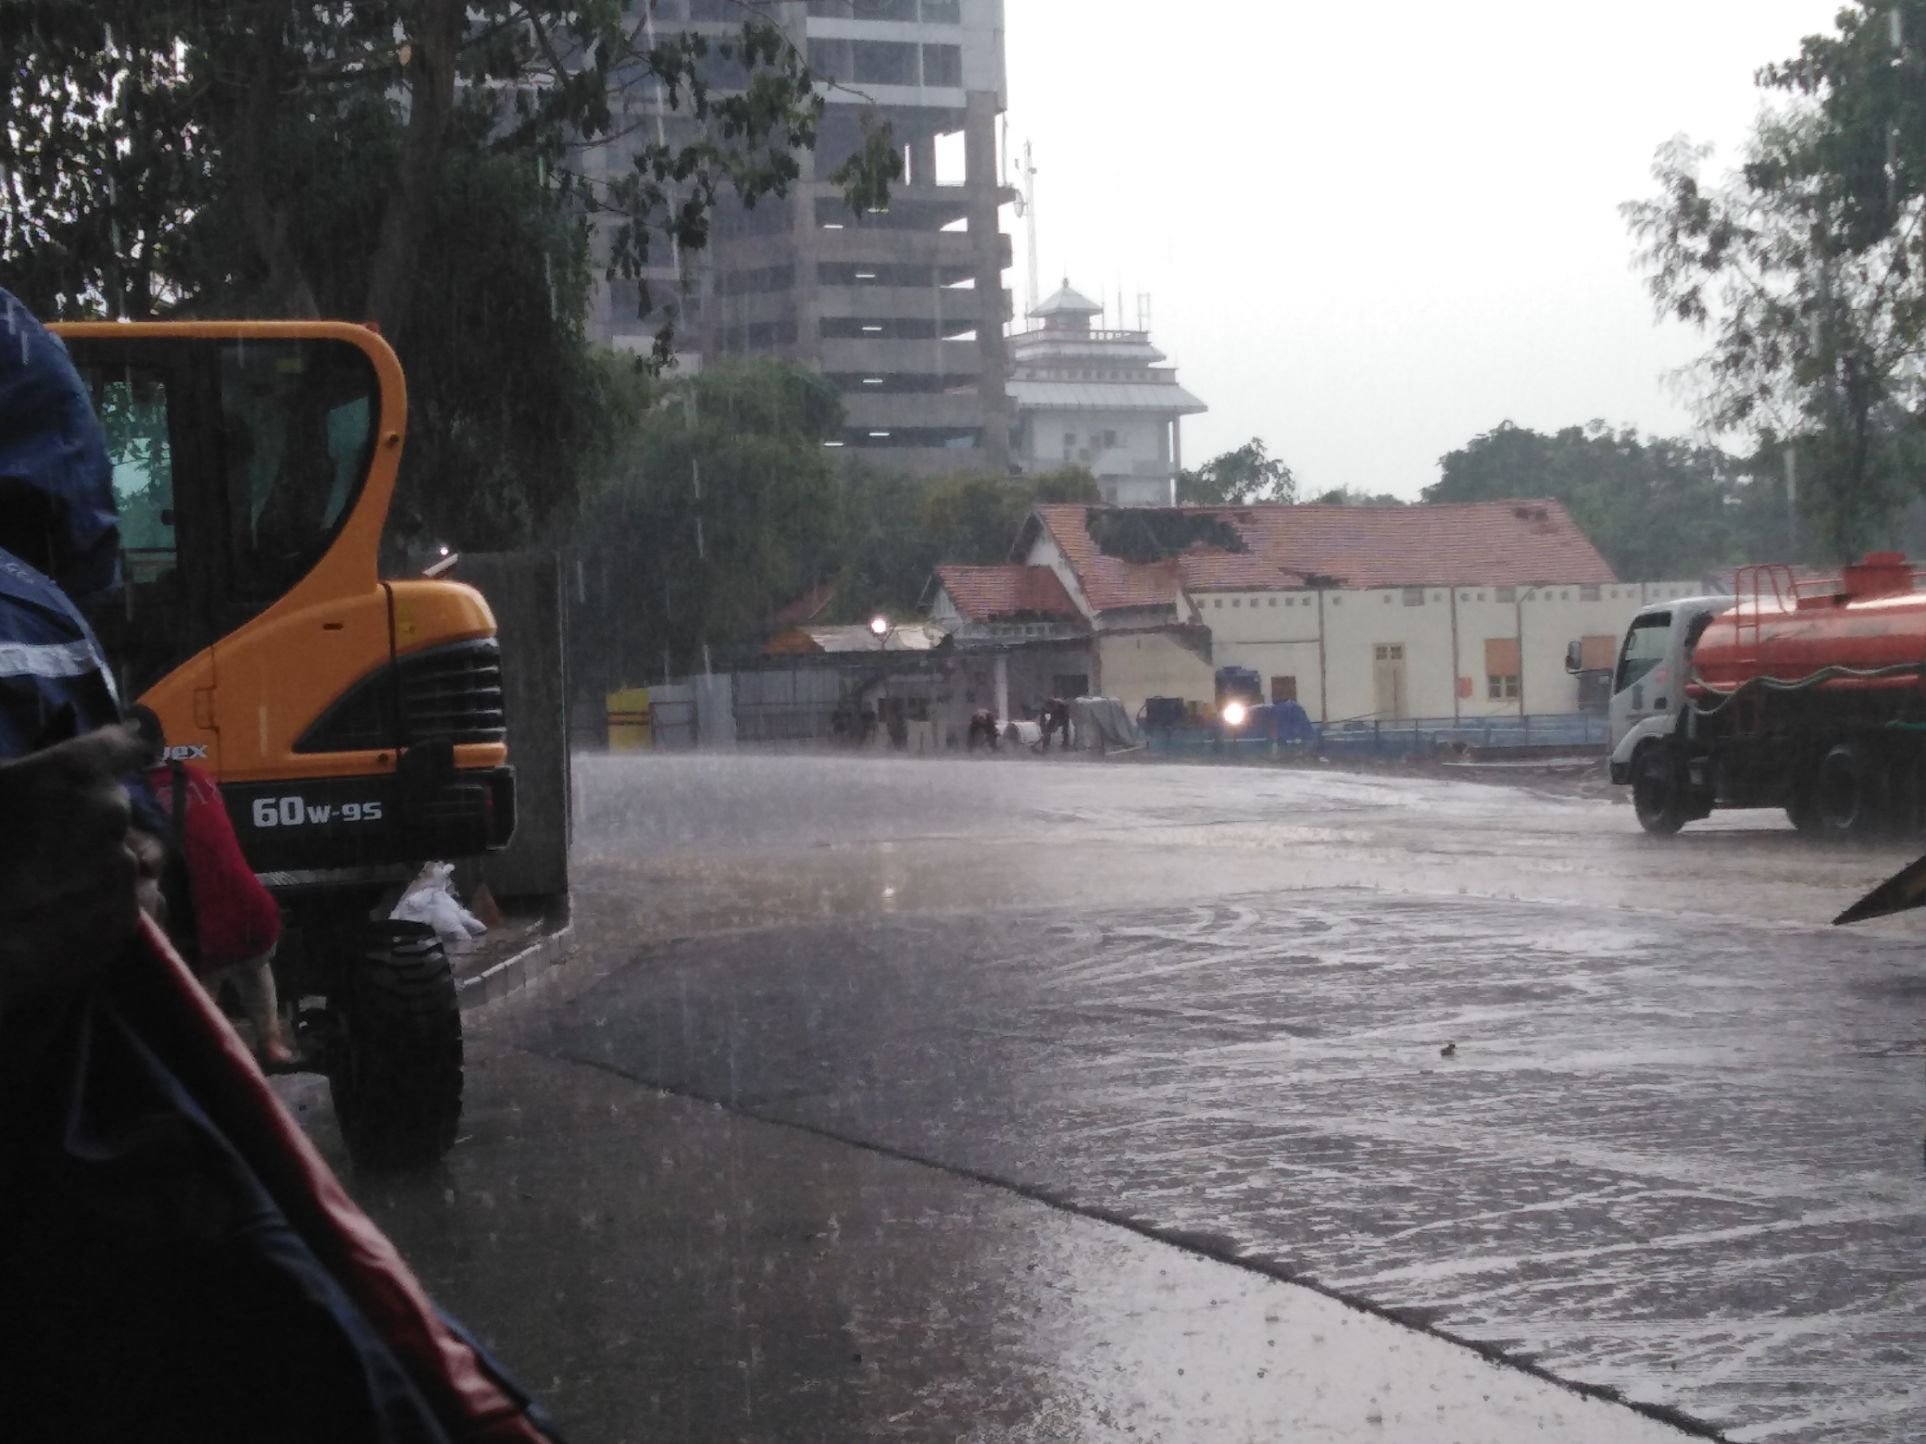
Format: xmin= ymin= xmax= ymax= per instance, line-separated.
xmin=1067 ymin=696 xmax=1144 ymax=751
xmin=0 ymin=917 xmax=560 ymax=1443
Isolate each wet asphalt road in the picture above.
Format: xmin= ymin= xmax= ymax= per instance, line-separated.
xmin=327 ymin=754 xmax=1926 ymax=1442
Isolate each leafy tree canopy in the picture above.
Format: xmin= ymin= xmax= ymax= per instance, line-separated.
xmin=915 ymin=466 xmax=1103 ymax=568
xmin=1 ymin=1 xmax=896 ymax=548
xmin=570 ymin=357 xmax=846 ymax=680
xmin=1176 ymin=438 xmax=1295 ymax=506
xmin=1308 ymin=486 xmax=1407 ymax=506
xmin=1624 ymin=0 xmax=1926 ymax=559
xmin=1425 ymin=419 xmax=1763 ymax=579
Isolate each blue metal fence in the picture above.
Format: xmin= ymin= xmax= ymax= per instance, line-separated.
xmin=1146 ymin=712 xmax=1610 ymax=760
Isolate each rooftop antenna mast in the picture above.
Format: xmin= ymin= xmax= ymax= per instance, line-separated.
xmin=1009 ymin=139 xmax=1039 ymax=317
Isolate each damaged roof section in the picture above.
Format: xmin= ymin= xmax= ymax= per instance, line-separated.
xmin=934 ymin=564 xmax=1082 ymax=623
xmin=1086 ymin=509 xmax=1246 ymax=565
xmin=1020 ymin=499 xmax=1616 ymax=616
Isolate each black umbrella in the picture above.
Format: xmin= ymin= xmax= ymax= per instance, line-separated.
xmin=1835 ymin=851 xmax=1926 ymax=925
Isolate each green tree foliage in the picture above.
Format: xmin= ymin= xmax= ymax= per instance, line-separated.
xmin=813 ymin=465 xmax=1100 ymax=627
xmin=1308 ymin=486 xmax=1407 ymax=506
xmin=1176 ymin=439 xmax=1296 ymax=505
xmin=913 ymin=466 xmax=1102 ymax=567
xmin=1026 ymin=466 xmax=1105 ymax=505
xmin=822 ymin=461 xmax=937 ymax=625
xmin=1424 ymin=420 xmax=1762 ymax=579
xmin=571 ymin=358 xmax=846 ymax=679
xmin=1 ymin=1 xmax=896 ymax=547
xmin=1624 ymin=2 xmax=1926 ymax=559
xmin=918 ymin=474 xmax=1029 ymax=567
xmin=576 ymin=436 xmax=1101 ymax=677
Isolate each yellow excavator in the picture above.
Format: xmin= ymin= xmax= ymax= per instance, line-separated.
xmin=56 ymin=320 xmax=515 ymax=1169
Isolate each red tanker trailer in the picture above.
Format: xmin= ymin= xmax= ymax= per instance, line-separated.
xmin=1604 ymin=552 xmax=1926 ymax=837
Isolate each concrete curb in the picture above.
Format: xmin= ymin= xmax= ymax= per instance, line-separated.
xmin=456 ymin=908 xmax=575 ymax=1009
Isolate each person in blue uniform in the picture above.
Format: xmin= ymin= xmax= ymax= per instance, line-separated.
xmin=0 ymin=287 xmax=163 ymax=1012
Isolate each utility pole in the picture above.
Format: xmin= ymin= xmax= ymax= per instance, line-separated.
xmin=1784 ymin=445 xmax=1800 ymax=560
xmin=1010 ymin=140 xmax=1039 ymax=317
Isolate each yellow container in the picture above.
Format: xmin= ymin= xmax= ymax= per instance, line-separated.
xmin=606 ymin=687 xmax=653 ymax=751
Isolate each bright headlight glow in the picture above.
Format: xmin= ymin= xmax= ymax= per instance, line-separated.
xmin=1222 ymin=701 xmax=1249 ymax=728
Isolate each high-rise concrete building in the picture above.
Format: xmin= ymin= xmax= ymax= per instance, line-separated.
xmin=585 ymin=0 xmax=1013 ymax=477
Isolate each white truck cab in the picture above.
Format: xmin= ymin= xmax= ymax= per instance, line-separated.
xmin=1568 ymin=595 xmax=1734 ymax=785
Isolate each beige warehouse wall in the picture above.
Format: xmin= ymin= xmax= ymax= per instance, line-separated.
xmin=1098 ymin=631 xmax=1215 ymax=719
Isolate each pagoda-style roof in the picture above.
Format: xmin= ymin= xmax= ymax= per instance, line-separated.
xmin=1030 ymin=279 xmax=1103 ymax=319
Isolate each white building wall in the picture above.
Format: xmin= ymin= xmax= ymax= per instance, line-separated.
xmin=1194 ymin=580 xmax=1707 ymax=722
xmin=1019 ymin=409 xmax=1173 ymax=505
xmin=1180 ymin=590 xmax=1327 ymax=717
xmin=951 ymin=538 xmax=1710 ymax=722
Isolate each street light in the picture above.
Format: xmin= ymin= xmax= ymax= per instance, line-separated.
xmin=868 ymin=614 xmax=891 ymax=645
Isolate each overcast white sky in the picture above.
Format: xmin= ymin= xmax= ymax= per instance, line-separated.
xmin=999 ymin=1 xmax=1848 ymax=498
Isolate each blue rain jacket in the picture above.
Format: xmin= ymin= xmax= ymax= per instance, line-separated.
xmin=0 ymin=288 xmax=122 ymax=754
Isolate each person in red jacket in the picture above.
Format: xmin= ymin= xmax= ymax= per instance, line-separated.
xmin=130 ymin=706 xmax=292 ymax=1064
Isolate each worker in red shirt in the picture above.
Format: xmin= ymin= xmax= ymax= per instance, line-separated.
xmin=130 ymin=705 xmax=292 ymax=1064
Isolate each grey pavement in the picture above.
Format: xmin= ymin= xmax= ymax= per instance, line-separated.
xmin=305 ymin=1039 xmax=1702 ymax=1444
xmin=309 ymin=753 xmax=1926 ymax=1442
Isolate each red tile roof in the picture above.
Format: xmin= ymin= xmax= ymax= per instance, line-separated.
xmin=771 ymin=580 xmax=837 ymax=627
xmin=935 ymin=564 xmax=1082 ymax=621
xmin=1025 ymin=500 xmax=1616 ymax=613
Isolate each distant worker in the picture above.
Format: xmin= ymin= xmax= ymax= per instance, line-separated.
xmin=966 ymin=708 xmax=1000 ymax=752
xmin=1040 ymin=697 xmax=1072 ymax=752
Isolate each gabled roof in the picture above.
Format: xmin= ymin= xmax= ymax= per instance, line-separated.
xmin=1020 ymin=500 xmax=1617 ymax=615
xmin=934 ymin=564 xmax=1081 ymax=621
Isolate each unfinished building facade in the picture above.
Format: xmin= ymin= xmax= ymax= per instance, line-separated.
xmin=584 ymin=0 xmax=1013 ymax=476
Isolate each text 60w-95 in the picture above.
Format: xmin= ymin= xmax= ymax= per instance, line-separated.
xmin=250 ymin=795 xmax=385 ymax=828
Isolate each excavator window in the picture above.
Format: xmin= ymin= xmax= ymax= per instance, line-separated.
xmin=70 ymin=334 xmax=378 ymax=696
xmin=218 ymin=339 xmax=376 ymax=607
xmin=100 ymin=372 xmax=179 ymax=595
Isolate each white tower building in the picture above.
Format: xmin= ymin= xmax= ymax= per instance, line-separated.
xmin=1006 ymin=281 xmax=1206 ymax=505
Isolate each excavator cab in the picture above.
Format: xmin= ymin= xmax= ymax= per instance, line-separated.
xmin=56 ymin=320 xmax=514 ymax=1169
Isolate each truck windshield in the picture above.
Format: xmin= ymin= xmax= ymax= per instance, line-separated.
xmin=1615 ymin=611 xmax=1672 ymax=693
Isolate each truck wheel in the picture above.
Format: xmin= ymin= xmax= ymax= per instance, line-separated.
xmin=329 ymin=921 xmax=463 ymax=1171
xmin=1785 ymin=783 xmax=1822 ymax=834
xmin=1632 ymin=743 xmax=1688 ymax=835
xmin=1813 ymin=742 xmax=1884 ymax=840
